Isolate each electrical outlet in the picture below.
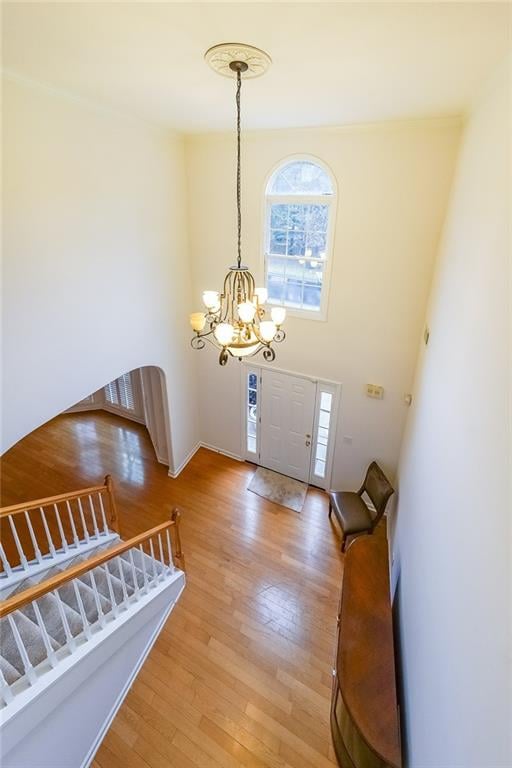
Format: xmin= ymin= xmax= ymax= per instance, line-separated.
xmin=366 ymin=384 xmax=384 ymax=399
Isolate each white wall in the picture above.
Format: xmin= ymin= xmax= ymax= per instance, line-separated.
xmin=391 ymin=59 xmax=511 ymax=766
xmin=1 ymin=74 xmax=199 ymax=472
xmin=186 ymin=119 xmax=461 ymax=486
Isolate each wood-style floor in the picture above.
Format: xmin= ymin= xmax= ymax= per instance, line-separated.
xmin=1 ymin=411 xmax=345 ymax=768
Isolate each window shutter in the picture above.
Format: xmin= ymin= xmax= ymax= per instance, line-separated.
xmin=104 ymin=373 xmax=135 ymax=412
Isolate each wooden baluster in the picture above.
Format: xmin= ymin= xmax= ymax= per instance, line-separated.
xmin=7 ymin=615 xmax=37 ymax=684
xmin=138 ymin=545 xmax=149 ymax=594
xmin=103 ymin=562 xmax=119 ymax=617
xmin=157 ymin=534 xmax=166 ymax=578
xmin=0 ymin=542 xmax=13 ymax=577
xmin=65 ymin=500 xmax=80 ymax=548
xmin=7 ymin=515 xmax=29 ymax=570
xmin=97 ymin=493 xmax=110 ymax=536
xmin=24 ymin=511 xmax=43 ymax=564
xmin=53 ymin=590 xmax=77 ymax=652
xmin=104 ymin=475 xmax=119 ymax=534
xmin=88 ymin=495 xmax=100 ymax=539
xmin=77 ymin=498 xmax=90 ymax=543
xmin=127 ymin=549 xmax=141 ymax=600
xmin=170 ymin=508 xmax=185 ymax=570
xmin=53 ymin=504 xmax=69 ymax=553
xmin=40 ymin=507 xmax=57 ymax=557
xmin=115 ymin=557 xmax=129 ymax=605
xmin=148 ymin=538 xmax=158 ymax=584
xmin=31 ymin=601 xmax=58 ymax=667
xmin=0 ymin=666 xmax=14 ymax=704
xmin=87 ymin=569 xmax=106 ymax=628
xmin=165 ymin=529 xmax=173 ymax=570
xmin=72 ymin=581 xmax=92 ymax=639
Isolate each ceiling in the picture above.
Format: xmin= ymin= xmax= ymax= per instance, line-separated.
xmin=3 ymin=2 xmax=511 ymax=132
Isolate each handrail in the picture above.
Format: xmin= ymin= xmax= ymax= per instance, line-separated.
xmin=0 ymin=511 xmax=184 ymax=619
xmin=0 ymin=479 xmax=109 ymax=517
xmin=0 ymin=474 xmax=118 ymax=534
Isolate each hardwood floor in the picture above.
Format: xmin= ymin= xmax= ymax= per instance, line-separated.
xmin=1 ymin=411 xmax=345 ymax=768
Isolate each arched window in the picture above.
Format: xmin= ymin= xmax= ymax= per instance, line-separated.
xmin=264 ymin=158 xmax=336 ymax=318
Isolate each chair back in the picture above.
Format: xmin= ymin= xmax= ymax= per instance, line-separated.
xmin=362 ymin=461 xmax=394 ymax=526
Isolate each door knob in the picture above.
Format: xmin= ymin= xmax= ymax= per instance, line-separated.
xmin=306 ymin=434 xmax=311 ymax=439
xmin=305 ymin=440 xmax=311 ymax=447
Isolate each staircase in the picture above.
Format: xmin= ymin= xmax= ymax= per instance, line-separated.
xmin=0 ymin=477 xmax=186 ymax=768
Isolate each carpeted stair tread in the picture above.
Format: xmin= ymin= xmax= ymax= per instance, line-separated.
xmin=0 ymin=611 xmax=59 ymax=675
xmin=20 ymin=592 xmax=83 ymax=644
xmin=123 ymin=548 xmax=166 ymax=577
xmin=1 ymin=654 xmax=21 ymax=686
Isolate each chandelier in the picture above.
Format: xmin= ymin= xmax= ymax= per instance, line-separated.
xmin=189 ymin=43 xmax=286 ymax=366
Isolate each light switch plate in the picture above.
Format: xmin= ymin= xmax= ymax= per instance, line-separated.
xmin=366 ymin=384 xmax=384 ymax=399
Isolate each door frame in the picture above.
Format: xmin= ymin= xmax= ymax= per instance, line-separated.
xmin=240 ymin=362 xmax=341 ymax=489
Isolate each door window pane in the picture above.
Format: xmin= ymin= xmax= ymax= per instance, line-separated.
xmin=313 ymin=388 xmax=334 ymax=481
xmin=247 ymin=372 xmax=258 ymax=455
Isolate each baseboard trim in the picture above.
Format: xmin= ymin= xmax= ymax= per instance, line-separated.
xmin=168 ymin=442 xmax=242 ymax=479
xmin=199 ymin=442 xmax=243 ymax=463
xmin=168 ymin=442 xmax=201 ymax=479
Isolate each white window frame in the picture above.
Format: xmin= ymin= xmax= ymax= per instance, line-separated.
xmin=263 ymin=155 xmax=337 ymax=322
xmin=241 ymin=361 xmax=341 ymax=490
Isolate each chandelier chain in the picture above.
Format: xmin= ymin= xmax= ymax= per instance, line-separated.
xmin=236 ymin=69 xmax=242 ymax=268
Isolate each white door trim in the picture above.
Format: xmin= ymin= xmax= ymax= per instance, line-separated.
xmin=240 ymin=362 xmax=341 ymax=489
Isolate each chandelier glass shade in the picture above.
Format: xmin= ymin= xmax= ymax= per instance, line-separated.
xmin=189 ymin=46 xmax=286 ymax=366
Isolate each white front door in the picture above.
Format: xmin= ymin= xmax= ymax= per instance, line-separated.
xmin=259 ymin=369 xmax=316 ymax=483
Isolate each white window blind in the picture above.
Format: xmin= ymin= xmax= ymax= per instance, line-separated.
xmin=104 ymin=373 xmax=136 ymax=412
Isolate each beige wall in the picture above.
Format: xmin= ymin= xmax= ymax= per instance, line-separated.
xmin=1 ymin=74 xmax=199 ymax=471
xmin=186 ymin=119 xmax=461 ymax=486
xmin=391 ymin=58 xmax=511 ymax=766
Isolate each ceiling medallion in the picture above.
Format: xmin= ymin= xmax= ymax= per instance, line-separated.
xmin=189 ymin=43 xmax=286 ymax=367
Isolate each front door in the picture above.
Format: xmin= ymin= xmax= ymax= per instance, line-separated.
xmin=259 ymin=369 xmax=316 ymax=483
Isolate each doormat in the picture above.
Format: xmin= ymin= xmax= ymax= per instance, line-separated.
xmin=248 ymin=467 xmax=308 ymax=513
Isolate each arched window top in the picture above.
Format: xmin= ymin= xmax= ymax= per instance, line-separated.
xmin=267 ymin=159 xmax=334 ymax=196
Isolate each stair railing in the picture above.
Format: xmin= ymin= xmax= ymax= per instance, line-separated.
xmin=0 ymin=475 xmax=119 ymax=577
xmin=0 ymin=511 xmax=184 ymax=704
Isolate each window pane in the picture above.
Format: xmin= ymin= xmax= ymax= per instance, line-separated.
xmin=248 ymin=420 xmax=257 ymax=438
xmin=303 ymin=283 xmax=322 ymax=311
xmin=247 ymin=436 xmax=256 ymax=454
xmin=268 ymin=277 xmax=285 ymax=303
xmin=249 ymin=389 xmax=257 ymax=406
xmin=288 ymin=231 xmax=306 ymax=256
xmin=270 ymin=229 xmax=287 ymax=255
xmin=268 ymin=161 xmax=333 ymax=195
xmin=318 ymin=425 xmax=329 ymax=442
xmin=288 ymin=204 xmax=306 ymax=230
xmin=306 ymin=231 xmax=327 ymax=259
xmin=268 ymin=256 xmax=286 ymax=276
xmin=316 ymin=442 xmax=327 ymax=461
xmin=319 ymin=409 xmax=331 ymax=429
xmin=307 ymin=204 xmax=329 ymax=232
xmin=315 ymin=459 xmax=326 ymax=478
xmin=320 ymin=392 xmax=332 ymax=412
xmin=270 ymin=204 xmax=288 ymax=229
xmin=249 ymin=373 xmax=257 ymax=389
xmin=285 ymin=278 xmax=303 ymax=307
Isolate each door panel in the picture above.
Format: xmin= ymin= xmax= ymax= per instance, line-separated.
xmin=260 ymin=370 xmax=316 ymax=482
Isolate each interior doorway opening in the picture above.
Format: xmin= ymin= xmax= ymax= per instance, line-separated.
xmin=67 ymin=366 xmax=171 ymax=467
